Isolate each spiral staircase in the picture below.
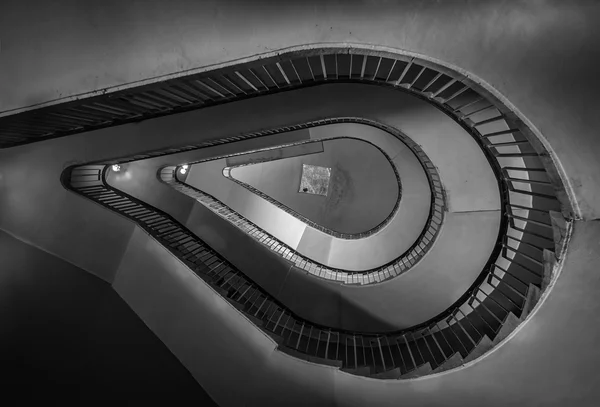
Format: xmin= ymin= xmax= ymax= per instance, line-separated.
xmin=0 ymin=2 xmax=599 ymax=405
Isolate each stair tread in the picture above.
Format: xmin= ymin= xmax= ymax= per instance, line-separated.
xmin=239 ymin=310 xmax=263 ymax=327
xmin=278 ymin=346 xmax=343 ymax=368
xmin=522 ymin=284 xmax=541 ymax=319
xmin=491 ymin=312 xmax=520 ymax=347
xmin=549 ymin=211 xmax=568 ymax=256
xmin=542 ymin=249 xmax=556 ymax=292
xmin=399 ymin=362 xmax=432 ymax=379
xmin=431 ymin=352 xmax=463 ymax=374
xmin=371 ymin=367 xmax=402 ymax=379
xmin=341 ymin=366 xmax=371 ymax=377
xmin=209 ymin=283 xmax=228 ymax=297
xmin=463 ymin=335 xmax=493 ymax=364
xmin=305 ymin=354 xmax=343 ymax=368
xmin=265 ymin=331 xmax=284 ymax=345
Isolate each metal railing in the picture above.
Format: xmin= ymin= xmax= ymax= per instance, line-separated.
xmin=158 ymin=118 xmax=444 ymax=284
xmin=221 ymin=135 xmax=405 ymax=240
xmin=63 ymin=160 xmax=564 ymax=379
xmin=52 ymin=47 xmax=573 ymax=378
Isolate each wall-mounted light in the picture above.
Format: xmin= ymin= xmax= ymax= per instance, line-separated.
xmin=179 ymin=164 xmax=189 ymax=175
xmin=111 ymin=164 xmax=121 ymax=172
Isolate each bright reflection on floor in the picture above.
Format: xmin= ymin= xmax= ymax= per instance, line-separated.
xmin=299 ymin=164 xmax=331 ymax=196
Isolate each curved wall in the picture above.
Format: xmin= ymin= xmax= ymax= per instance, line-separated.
xmin=1 ymin=1 xmax=590 ymax=220
xmin=180 ymin=90 xmax=500 ymax=272
xmin=229 ymin=137 xmax=399 ymax=235
xmin=104 ymin=85 xmax=500 ymax=331
xmin=184 ymin=119 xmax=435 ymax=271
xmin=0 ymin=2 xmax=597 ymax=405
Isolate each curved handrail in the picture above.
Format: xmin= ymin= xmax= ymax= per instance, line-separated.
xmin=160 ymin=117 xmax=444 ymax=284
xmin=221 ymin=135 xmax=405 ymax=240
xmin=53 ymin=47 xmax=571 ymax=379
xmin=62 ymin=161 xmax=565 ymax=379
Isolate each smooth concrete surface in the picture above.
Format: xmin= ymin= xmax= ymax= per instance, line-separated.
xmin=0 ymin=229 xmax=216 ymax=402
xmin=0 ymin=140 xmax=137 ymax=283
xmin=112 ymin=226 xmax=309 ymax=406
xmin=308 ymin=139 xmax=431 ymax=270
xmin=184 ymin=124 xmax=429 ymax=271
xmin=186 ymin=87 xmax=498 ymax=216
xmin=0 ymin=83 xmax=497 ymax=278
xmin=1 ymin=1 xmax=595 ymax=220
xmin=109 ymin=133 xmax=499 ymax=331
xmin=184 ymin=132 xmax=431 ymax=271
xmin=0 ymin=2 xmax=598 ymax=405
xmin=277 ymin=211 xmax=501 ymax=332
xmin=187 ymin=158 xmax=308 ymax=251
xmin=110 ymin=216 xmax=600 ymax=406
xmin=107 ymin=160 xmax=196 ymax=226
xmin=0 ymin=111 xmax=310 ymax=284
xmin=183 ymin=113 xmax=459 ymax=271
xmin=230 ymin=137 xmax=399 ymax=234
xmin=148 ymin=174 xmax=499 ymax=332
xmin=330 ymin=220 xmax=600 ymax=407
xmin=0 ymin=80 xmax=501 ymax=280
xmin=226 ymin=140 xmax=323 ymax=167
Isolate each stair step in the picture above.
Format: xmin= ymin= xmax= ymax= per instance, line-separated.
xmin=195 ymin=271 xmax=212 ymax=283
xmin=265 ymin=331 xmax=284 ymax=345
xmin=431 ymin=352 xmax=464 ymax=374
xmin=549 ymin=210 xmax=568 ymax=257
xmin=245 ymin=314 xmax=264 ymax=327
xmin=278 ymin=346 xmax=342 ymax=368
xmin=371 ymin=367 xmax=402 ymax=379
xmin=491 ymin=312 xmax=520 ymax=347
xmin=231 ymin=301 xmax=244 ymax=311
xmin=521 ymin=284 xmax=541 ymax=319
xmin=305 ymin=354 xmax=343 ymax=369
xmin=209 ymin=283 xmax=229 ymax=297
xmin=233 ymin=306 xmax=264 ymax=327
xmin=541 ymin=249 xmax=556 ymax=292
xmin=182 ymin=259 xmax=197 ymax=269
xmin=277 ymin=345 xmax=310 ymax=360
xmin=399 ymin=362 xmax=432 ymax=379
xmin=462 ymin=335 xmax=493 ymax=364
xmin=341 ymin=366 xmax=372 ymax=377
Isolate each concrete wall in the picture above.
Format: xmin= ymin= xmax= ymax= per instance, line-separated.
xmin=186 ymin=120 xmax=433 ymax=271
xmin=0 ymin=140 xmax=136 ymax=283
xmin=0 ymin=83 xmax=497 ymax=279
xmin=226 ymin=140 xmax=323 ymax=167
xmin=277 ymin=211 xmax=500 ymax=332
xmin=0 ymin=91 xmax=310 ymax=282
xmin=231 ymin=137 xmax=399 ymax=234
xmin=113 ymin=143 xmax=499 ymax=331
xmin=0 ymin=81 xmax=502 ymax=333
xmin=175 ymin=93 xmax=498 ymax=271
xmin=1 ymin=1 xmax=600 ymax=404
xmin=111 ymin=214 xmax=600 ymax=407
xmin=0 ymin=229 xmax=215 ymax=402
xmin=2 ymin=1 xmax=594 ymax=219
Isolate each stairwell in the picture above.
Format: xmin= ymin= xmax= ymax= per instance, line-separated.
xmin=0 ymin=2 xmax=598 ymax=406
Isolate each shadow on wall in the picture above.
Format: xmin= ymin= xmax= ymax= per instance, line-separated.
xmin=0 ymin=229 xmax=217 ymax=403
xmin=184 ymin=199 xmax=408 ymax=332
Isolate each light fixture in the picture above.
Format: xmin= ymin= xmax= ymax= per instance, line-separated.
xmin=179 ymin=164 xmax=189 ymax=175
xmin=111 ymin=164 xmax=121 ymax=172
